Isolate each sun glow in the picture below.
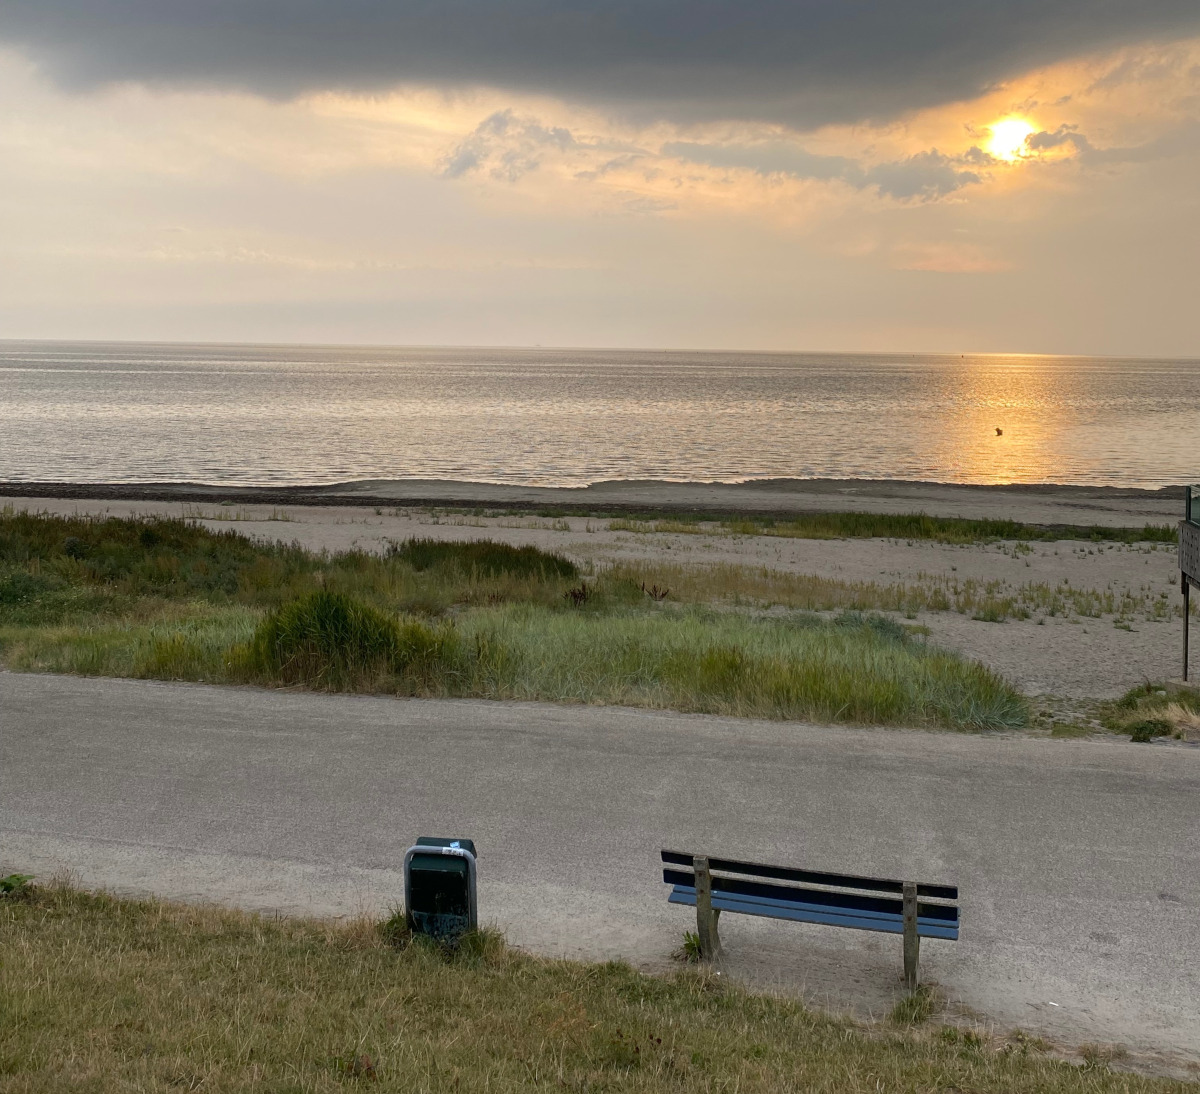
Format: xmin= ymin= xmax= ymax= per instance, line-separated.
xmin=986 ymin=117 xmax=1035 ymax=161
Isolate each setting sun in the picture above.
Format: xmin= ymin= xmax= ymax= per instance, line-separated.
xmin=987 ymin=117 xmax=1035 ymax=161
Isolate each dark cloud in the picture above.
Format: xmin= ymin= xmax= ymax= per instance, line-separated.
xmin=666 ymin=141 xmax=986 ymax=200
xmin=1 ymin=1 xmax=1198 ymax=125
xmin=1027 ymin=125 xmax=1093 ymax=153
xmin=862 ymin=151 xmax=983 ymax=200
xmin=444 ymin=121 xmax=990 ymax=199
xmin=1023 ymin=119 xmax=1200 ymax=164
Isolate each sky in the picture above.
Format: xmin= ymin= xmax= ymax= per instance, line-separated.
xmin=1 ymin=1 xmax=1198 ymax=355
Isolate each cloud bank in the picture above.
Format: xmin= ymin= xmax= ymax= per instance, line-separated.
xmin=2 ymin=1 xmax=1199 ymax=125
xmin=663 ymin=141 xmax=987 ymax=200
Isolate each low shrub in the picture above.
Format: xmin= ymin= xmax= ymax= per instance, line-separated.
xmin=1102 ymin=681 xmax=1200 ymax=740
xmin=0 ymin=873 xmax=34 ymax=898
xmin=0 ymin=568 xmax=59 ymax=606
xmin=1128 ymin=718 xmax=1173 ymax=743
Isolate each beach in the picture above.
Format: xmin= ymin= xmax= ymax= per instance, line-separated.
xmin=0 ymin=475 xmax=1185 ymax=525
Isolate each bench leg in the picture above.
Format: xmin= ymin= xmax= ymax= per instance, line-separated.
xmin=693 ymin=855 xmax=721 ymax=960
xmin=902 ymin=880 xmax=920 ymax=991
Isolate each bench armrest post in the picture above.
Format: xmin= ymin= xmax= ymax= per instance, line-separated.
xmin=694 ymin=855 xmax=721 ymax=961
xmin=902 ymin=881 xmax=920 ymax=990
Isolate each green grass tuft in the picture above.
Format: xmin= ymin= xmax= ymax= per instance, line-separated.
xmin=890 ymin=984 xmax=944 ymax=1026
xmin=0 ymin=873 xmax=35 ymax=897
xmin=1128 ymin=718 xmax=1173 ymax=743
xmin=237 ymin=590 xmax=459 ymax=690
xmin=385 ymin=537 xmax=577 ymax=579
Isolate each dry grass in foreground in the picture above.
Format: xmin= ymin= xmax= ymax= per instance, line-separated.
xmin=0 ymin=884 xmax=1192 ymax=1093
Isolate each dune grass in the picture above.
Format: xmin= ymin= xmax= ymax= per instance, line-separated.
xmin=609 ymin=561 xmax=1188 ymax=624
xmin=1 ymin=883 xmax=1187 ymax=1094
xmin=455 ymin=604 xmax=1026 ymax=728
xmin=605 ymin=510 xmax=1179 ymax=545
xmin=0 ymin=509 xmax=1030 ymax=729
xmin=0 ymin=604 xmax=257 ymax=683
xmin=0 ymin=508 xmax=580 ymax=613
xmin=0 ymin=601 xmax=1027 ymax=730
xmin=239 ymin=590 xmax=459 ymax=691
xmin=385 ymin=536 xmax=578 ymax=579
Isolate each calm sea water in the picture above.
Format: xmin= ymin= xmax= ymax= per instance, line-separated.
xmin=2 ymin=340 xmax=1198 ymax=488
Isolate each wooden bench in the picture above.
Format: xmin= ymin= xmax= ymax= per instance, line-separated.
xmin=661 ymin=850 xmax=959 ymax=989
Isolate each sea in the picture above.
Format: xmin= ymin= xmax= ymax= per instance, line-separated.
xmin=2 ymin=340 xmax=1198 ymax=489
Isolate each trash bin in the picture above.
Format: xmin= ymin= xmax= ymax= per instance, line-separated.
xmin=403 ymin=837 xmax=477 ymax=941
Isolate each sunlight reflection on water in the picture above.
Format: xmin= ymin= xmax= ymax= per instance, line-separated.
xmin=1 ymin=341 xmax=1197 ymax=487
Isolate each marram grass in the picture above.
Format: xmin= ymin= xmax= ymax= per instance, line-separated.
xmin=238 ymin=589 xmax=457 ymax=690
xmin=2 ymin=598 xmax=1027 ymax=730
xmin=606 ymin=510 xmax=1179 ymax=545
xmin=457 ymin=604 xmax=1026 ymax=729
xmin=0 ymin=883 xmax=1187 ymax=1094
xmin=0 ymin=511 xmax=1029 ymax=729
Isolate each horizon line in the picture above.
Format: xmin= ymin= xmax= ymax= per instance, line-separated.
xmin=1 ymin=335 xmax=1197 ymax=364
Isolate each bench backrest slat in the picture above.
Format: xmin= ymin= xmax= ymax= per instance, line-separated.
xmin=663 ymin=867 xmax=958 ymax=924
xmin=661 ymin=849 xmax=957 ymax=901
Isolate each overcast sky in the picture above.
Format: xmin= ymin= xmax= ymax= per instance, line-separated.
xmin=1 ymin=1 xmax=1198 ymax=354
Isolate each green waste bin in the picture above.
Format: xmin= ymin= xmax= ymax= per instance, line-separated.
xmin=403 ymin=837 xmax=478 ymax=941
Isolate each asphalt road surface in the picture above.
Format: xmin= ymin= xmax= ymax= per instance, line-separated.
xmin=3 ymin=672 xmax=1198 ymax=1064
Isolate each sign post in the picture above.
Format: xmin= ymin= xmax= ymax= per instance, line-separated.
xmin=1181 ymin=486 xmax=1200 ymax=682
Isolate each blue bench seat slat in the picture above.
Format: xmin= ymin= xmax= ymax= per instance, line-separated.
xmin=677 ymin=886 xmax=949 ymax=928
xmin=668 ymin=886 xmax=959 ymax=940
xmin=662 ymin=868 xmax=959 ymax=925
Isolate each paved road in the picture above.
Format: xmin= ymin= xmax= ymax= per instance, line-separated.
xmin=2 ymin=672 xmax=1198 ymax=1062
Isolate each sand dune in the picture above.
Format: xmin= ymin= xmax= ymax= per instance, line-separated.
xmin=4 ymin=488 xmax=1191 ymax=701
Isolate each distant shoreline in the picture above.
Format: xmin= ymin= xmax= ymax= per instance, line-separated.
xmin=4 ymin=336 xmax=1200 ymax=362
xmin=0 ymin=477 xmax=1186 ymax=527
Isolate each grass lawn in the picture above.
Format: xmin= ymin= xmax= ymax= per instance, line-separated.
xmin=0 ymin=883 xmax=1190 ymax=1093
xmin=0 ymin=509 xmax=1028 ymax=729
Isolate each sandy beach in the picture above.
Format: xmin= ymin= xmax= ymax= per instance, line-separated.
xmin=4 ymin=480 xmax=1190 ymax=703
xmin=0 ymin=476 xmax=1186 ymax=527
